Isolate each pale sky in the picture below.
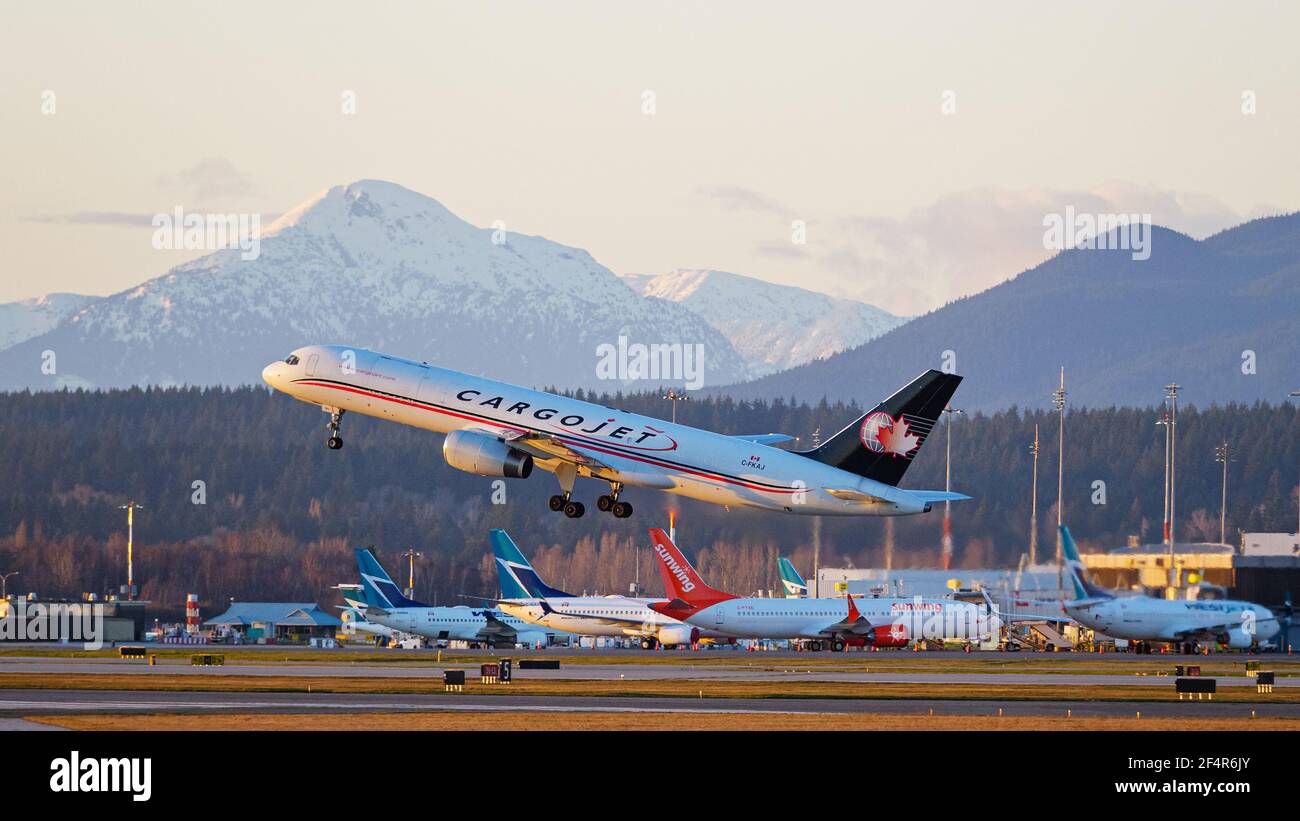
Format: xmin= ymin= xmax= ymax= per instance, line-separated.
xmin=3 ymin=2 xmax=1298 ymax=314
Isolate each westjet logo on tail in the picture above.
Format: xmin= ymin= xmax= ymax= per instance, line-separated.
xmin=653 ymin=542 xmax=695 ymax=592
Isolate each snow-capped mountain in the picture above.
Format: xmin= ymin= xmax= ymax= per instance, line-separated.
xmin=624 ymin=269 xmax=906 ymax=375
xmin=0 ymin=181 xmax=751 ymax=392
xmin=0 ymin=293 xmax=94 ymax=352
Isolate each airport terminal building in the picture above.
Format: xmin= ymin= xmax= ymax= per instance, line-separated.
xmin=204 ymin=602 xmax=342 ymax=643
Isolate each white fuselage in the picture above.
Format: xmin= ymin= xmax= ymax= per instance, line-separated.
xmin=1065 ymin=596 xmax=1279 ymax=645
xmin=498 ymin=596 xmax=732 ymax=643
xmin=261 ymin=345 xmax=932 ymax=516
xmin=367 ymin=605 xmax=554 ymax=646
xmin=340 ymin=609 xmax=393 ymax=639
xmin=676 ymin=595 xmax=994 ymax=642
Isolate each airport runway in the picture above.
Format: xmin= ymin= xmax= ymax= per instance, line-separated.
xmin=1 ymin=687 xmax=1296 ymax=720
xmin=1 ymin=655 xmax=1292 ymax=688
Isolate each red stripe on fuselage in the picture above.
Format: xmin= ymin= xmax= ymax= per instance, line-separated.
xmin=295 ymin=379 xmax=801 ymax=495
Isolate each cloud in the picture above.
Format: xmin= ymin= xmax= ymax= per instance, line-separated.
xmin=696 ymin=184 xmax=791 ymax=217
xmin=800 ymin=183 xmax=1251 ymax=315
xmin=156 ymin=157 xmax=257 ymax=203
xmin=26 ymin=211 xmax=155 ymax=226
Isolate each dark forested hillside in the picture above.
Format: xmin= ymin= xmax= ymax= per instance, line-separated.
xmin=2 ymin=386 xmax=1298 ymax=612
xmin=721 ymin=214 xmax=1300 ymax=410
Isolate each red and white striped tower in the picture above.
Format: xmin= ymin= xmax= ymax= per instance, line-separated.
xmin=185 ymin=594 xmax=200 ymax=634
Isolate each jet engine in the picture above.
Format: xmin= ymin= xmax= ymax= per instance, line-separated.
xmin=1219 ymin=626 xmax=1256 ymax=650
xmin=442 ymin=429 xmax=534 ymax=478
xmin=656 ymin=624 xmax=699 ymax=648
xmin=865 ymin=623 xmax=909 ymax=647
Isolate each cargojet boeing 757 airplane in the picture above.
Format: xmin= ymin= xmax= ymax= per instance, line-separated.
xmin=261 ymin=345 xmax=970 ymax=520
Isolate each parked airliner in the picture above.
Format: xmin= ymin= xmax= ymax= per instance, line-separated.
xmin=487 ymin=529 xmax=730 ymax=649
xmin=261 ymin=345 xmax=969 ymax=519
xmin=1060 ymin=526 xmax=1280 ymax=653
xmin=647 ymin=528 xmax=997 ymax=650
xmin=353 ymin=548 xmax=560 ymax=648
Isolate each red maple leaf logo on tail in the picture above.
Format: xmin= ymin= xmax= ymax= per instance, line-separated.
xmin=875 ymin=416 xmax=920 ymax=457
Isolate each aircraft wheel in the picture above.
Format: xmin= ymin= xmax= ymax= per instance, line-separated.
xmin=327 ymin=435 xmax=343 ymax=450
xmin=808 ymin=640 xmax=822 ymax=652
xmin=563 ymin=501 xmax=585 ymax=518
xmin=548 ymin=494 xmax=566 ymax=512
xmin=832 ymin=639 xmax=846 ymax=652
xmin=596 ymin=494 xmax=613 ymax=512
xmin=612 ymin=501 xmax=633 ymax=518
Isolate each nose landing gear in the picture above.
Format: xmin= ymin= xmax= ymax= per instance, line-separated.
xmin=324 ymin=407 xmax=345 ymax=449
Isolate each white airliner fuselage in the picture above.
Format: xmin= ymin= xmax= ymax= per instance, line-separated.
xmin=676 ymin=596 xmax=994 ymax=644
xmin=365 ymin=605 xmax=554 ymax=647
xmin=1065 ymin=596 xmax=1279 ymax=647
xmin=497 ymin=596 xmax=732 ymax=647
xmin=262 ymin=345 xmax=959 ymax=518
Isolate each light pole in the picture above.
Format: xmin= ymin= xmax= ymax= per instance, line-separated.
xmin=811 ymin=426 xmax=822 ymax=597
xmin=1052 ymin=368 xmax=1067 ymax=592
xmin=1289 ymin=390 xmax=1300 ymax=547
xmin=941 ymin=406 xmax=964 ymax=570
xmin=1029 ymin=424 xmax=1039 ymax=566
xmin=1156 ymin=409 xmax=1172 ymax=544
xmin=0 ymin=571 xmax=18 ymax=600
xmin=1164 ymin=383 xmax=1181 ymax=591
xmin=661 ymin=389 xmax=688 ymax=424
xmin=117 ymin=501 xmax=144 ymax=600
xmin=400 ymin=549 xmax=423 ymax=598
xmin=1214 ymin=441 xmax=1234 ymax=545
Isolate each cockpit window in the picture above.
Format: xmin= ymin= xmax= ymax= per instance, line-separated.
xmin=284 ymin=355 xmax=300 ymax=365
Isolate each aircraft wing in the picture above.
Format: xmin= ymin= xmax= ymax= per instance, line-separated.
xmin=475 ymin=610 xmax=520 ymax=638
xmin=809 ymin=614 xmax=876 ymax=637
xmin=1168 ymin=616 xmax=1276 ymax=642
xmin=732 ymin=433 xmax=794 ymax=446
xmin=467 ymin=424 xmax=612 ymax=471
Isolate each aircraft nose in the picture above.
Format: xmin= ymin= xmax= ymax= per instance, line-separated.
xmin=261 ymin=362 xmax=282 ymax=388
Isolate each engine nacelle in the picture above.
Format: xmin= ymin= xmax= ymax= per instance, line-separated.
xmin=656 ymin=624 xmax=699 ymax=647
xmin=865 ymin=623 xmax=909 ymax=647
xmin=443 ymin=429 xmax=534 ymax=478
xmin=1219 ymin=627 xmax=1255 ymax=650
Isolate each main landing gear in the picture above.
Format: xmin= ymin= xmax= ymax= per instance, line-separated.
xmin=547 ymin=475 xmax=634 ymax=520
xmin=324 ymin=407 xmax=345 ymax=449
xmin=596 ymin=482 xmax=634 ymax=519
xmin=549 ymin=494 xmax=585 ymax=519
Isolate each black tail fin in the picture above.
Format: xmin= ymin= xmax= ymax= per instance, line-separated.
xmin=798 ymin=370 xmax=962 ymax=486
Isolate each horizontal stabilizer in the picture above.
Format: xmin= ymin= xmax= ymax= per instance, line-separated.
xmin=732 ymin=433 xmax=794 ymax=446
xmin=907 ymin=490 xmax=973 ymax=504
